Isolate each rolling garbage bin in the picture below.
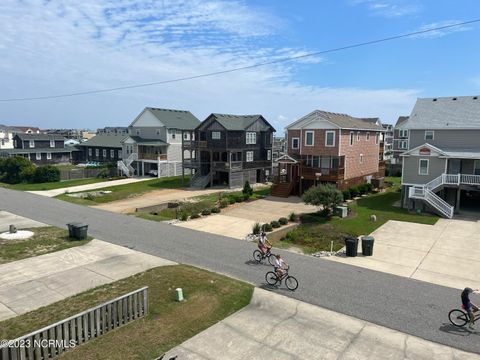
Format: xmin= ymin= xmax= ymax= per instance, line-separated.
xmin=72 ymin=223 xmax=88 ymax=240
xmin=345 ymin=237 xmax=358 ymax=257
xmin=362 ymin=236 xmax=374 ymax=256
xmin=67 ymin=222 xmax=81 ymax=238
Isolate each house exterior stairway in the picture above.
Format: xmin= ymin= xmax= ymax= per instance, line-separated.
xmin=271 ymin=182 xmax=293 ymax=197
xmin=117 ymin=153 xmax=138 ymax=177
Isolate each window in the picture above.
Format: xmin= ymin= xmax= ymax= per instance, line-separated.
xmin=36 ymin=153 xmax=41 ymax=160
xmin=156 ymin=129 xmax=160 ymax=135
xmin=103 ymin=149 xmax=107 ymax=157
xmin=183 ymin=132 xmax=190 ymax=140
xmin=292 ymin=137 xmax=299 ymax=149
xmin=29 ymin=140 xmax=35 ymax=148
xmin=399 ymin=129 xmax=408 ymax=138
xmin=366 ymin=132 xmax=370 ymax=141
xmin=212 ymin=131 xmax=221 ymax=139
xmin=419 ymin=159 xmax=429 ymax=175
xmin=399 ymin=140 xmax=407 ymax=150
xmin=246 ymin=151 xmax=253 ymax=162
xmin=375 ymin=133 xmax=380 ymax=144
xmin=325 ymin=131 xmax=335 ymax=147
xmin=475 ymin=160 xmax=480 ymax=175
xmin=46 ymin=153 xmax=52 ymax=160
xmin=88 ymin=148 xmax=92 ymax=156
xmin=349 ymin=132 xmax=354 ymax=146
xmin=50 ymin=140 xmax=55 ymax=147
xmin=246 ymin=132 xmax=257 ymax=144
xmin=111 ymin=149 xmax=115 ymax=158
xmin=357 ymin=132 xmax=360 ymax=141
xmin=136 ymin=130 xmax=140 ymax=135
xmin=95 ymin=149 xmax=99 ymax=157
xmin=118 ymin=150 xmax=122 ymax=158
xmin=267 ymin=150 xmax=271 ymax=161
xmin=425 ymin=131 xmax=434 ymax=141
xmin=305 ymin=131 xmax=314 ymax=146
xmin=360 ymin=154 xmax=364 ymax=164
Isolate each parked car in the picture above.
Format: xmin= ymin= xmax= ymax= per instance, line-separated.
xmin=148 ymin=169 xmax=158 ymax=177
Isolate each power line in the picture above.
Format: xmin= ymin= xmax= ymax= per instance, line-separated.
xmin=1 ymin=18 xmax=479 ymax=102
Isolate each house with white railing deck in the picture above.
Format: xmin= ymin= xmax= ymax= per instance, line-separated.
xmin=399 ymin=96 xmax=480 ymax=218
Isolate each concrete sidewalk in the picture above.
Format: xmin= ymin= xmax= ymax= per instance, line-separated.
xmin=168 ymin=288 xmax=480 ymax=359
xmin=27 ymin=177 xmax=151 ymax=197
xmin=0 ymin=211 xmax=46 ymax=232
xmin=0 ymin=240 xmax=175 ymax=321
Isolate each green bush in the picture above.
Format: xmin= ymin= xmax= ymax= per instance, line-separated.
xmin=33 ymin=165 xmax=60 ymax=183
xmin=234 ymin=194 xmax=244 ymax=202
xmin=365 ymin=183 xmax=374 ymax=193
xmin=0 ymin=156 xmax=36 ymax=184
xmin=97 ymin=169 xmax=109 ymax=179
xmin=342 ymin=190 xmax=351 ymax=200
xmin=357 ymin=184 xmax=367 ymax=195
xmin=270 ymin=220 xmax=280 ymax=228
xmin=243 ymin=193 xmax=250 ymax=201
xmin=201 ymin=209 xmax=211 ymax=216
xmin=228 ymin=196 xmax=237 ymax=204
xmin=279 ymin=217 xmax=288 ymax=225
xmin=349 ymin=186 xmax=359 ymax=198
xmin=242 ymin=180 xmax=253 ymax=197
xmin=180 ymin=211 xmax=189 ymax=221
xmin=288 ymin=212 xmax=298 ymax=222
xmin=190 ymin=213 xmax=201 ymax=219
xmin=263 ymin=223 xmax=273 ymax=232
xmin=211 ymin=207 xmax=220 ymax=213
xmin=302 ymin=184 xmax=343 ymax=214
xmin=219 ymin=199 xmax=229 ymax=208
xmin=252 ymin=223 xmax=261 ymax=235
xmin=319 ymin=208 xmax=331 ymax=218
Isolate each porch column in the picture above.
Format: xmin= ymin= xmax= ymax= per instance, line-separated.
xmin=210 ymin=150 xmax=213 ymax=187
xmin=157 ymin=157 xmax=161 ymax=178
xmin=141 ymin=161 xmax=145 ymax=177
xmin=277 ymin=163 xmax=281 ymax=184
xmin=455 ymin=188 xmax=461 ymax=214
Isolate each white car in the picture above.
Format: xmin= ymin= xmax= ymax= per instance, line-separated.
xmin=148 ymin=169 xmax=158 ymax=177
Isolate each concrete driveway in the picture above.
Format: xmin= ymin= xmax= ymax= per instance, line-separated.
xmin=326 ymin=217 xmax=480 ymax=290
xmin=175 ymin=196 xmax=317 ymax=239
xmin=0 ymin=240 xmax=175 ymax=321
xmin=0 ymin=211 xmax=46 ymax=232
xmin=167 ymin=288 xmax=479 ymax=359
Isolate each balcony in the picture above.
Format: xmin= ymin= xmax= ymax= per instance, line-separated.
xmin=301 ymin=166 xmax=345 ymax=181
xmin=138 ymin=153 xmax=167 ymax=161
xmin=212 ymin=161 xmax=243 ymax=171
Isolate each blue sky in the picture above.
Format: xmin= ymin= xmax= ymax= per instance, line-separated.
xmin=0 ymin=0 xmax=479 ymax=130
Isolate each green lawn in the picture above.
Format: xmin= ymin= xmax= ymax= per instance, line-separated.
xmin=56 ymin=176 xmax=189 ymax=205
xmin=0 ymin=265 xmax=253 ymax=360
xmin=0 ymin=177 xmax=108 ymax=191
xmin=275 ymin=177 xmax=438 ymax=254
xmin=0 ymin=227 xmax=91 ymax=264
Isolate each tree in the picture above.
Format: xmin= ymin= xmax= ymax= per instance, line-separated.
xmin=0 ymin=156 xmax=36 ymax=184
xmin=302 ymin=184 xmax=343 ymax=214
xmin=242 ymin=180 xmax=253 ymax=198
xmin=33 ymin=165 xmax=60 ymax=183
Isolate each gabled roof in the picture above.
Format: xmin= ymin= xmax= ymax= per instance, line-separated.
xmin=10 ymin=126 xmax=41 ymax=133
xmin=395 ymin=116 xmax=409 ymax=128
xmin=78 ymin=134 xmax=126 ymax=148
xmin=15 ymin=133 xmax=65 ymax=141
xmin=400 ymin=143 xmax=448 ymax=157
xmin=123 ymin=136 xmax=168 ymax=146
xmin=361 ymin=117 xmax=381 ymax=125
xmin=406 ymin=96 xmax=480 ymax=129
xmin=139 ymin=108 xmax=200 ymax=130
xmin=203 ymin=113 xmax=276 ymax=132
xmin=286 ymin=110 xmax=384 ymax=131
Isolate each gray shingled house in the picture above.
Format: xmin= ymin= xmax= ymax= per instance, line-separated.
xmin=78 ymin=134 xmax=126 ymax=163
xmin=399 ymin=96 xmax=480 ymax=218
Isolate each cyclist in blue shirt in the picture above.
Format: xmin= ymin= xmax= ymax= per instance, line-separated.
xmin=461 ymin=287 xmax=479 ymax=330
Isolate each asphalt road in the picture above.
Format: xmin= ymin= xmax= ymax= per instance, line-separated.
xmin=1 ymin=188 xmax=479 ymax=354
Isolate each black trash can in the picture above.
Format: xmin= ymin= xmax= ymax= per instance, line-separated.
xmin=67 ymin=222 xmax=81 ymax=238
xmin=362 ymin=236 xmax=374 ymax=256
xmin=345 ymin=237 xmax=358 ymax=257
xmin=73 ymin=224 xmax=88 ymax=240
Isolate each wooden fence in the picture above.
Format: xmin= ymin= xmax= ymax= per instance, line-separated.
xmin=59 ymin=167 xmax=115 ymax=181
xmin=1 ymin=287 xmax=148 ymax=360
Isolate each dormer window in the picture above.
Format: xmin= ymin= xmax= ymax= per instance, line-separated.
xmin=29 ymin=140 xmax=35 ymax=148
xmin=50 ymin=140 xmax=55 ymax=147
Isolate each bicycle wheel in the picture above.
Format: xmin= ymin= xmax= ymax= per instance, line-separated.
xmin=285 ymin=276 xmax=298 ymax=291
xmin=449 ymin=309 xmax=468 ymax=327
xmin=253 ymin=250 xmax=262 ymax=262
xmin=267 ymin=253 xmax=276 ymax=266
xmin=266 ymin=271 xmax=278 ymax=286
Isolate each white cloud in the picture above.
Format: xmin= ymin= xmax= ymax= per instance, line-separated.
xmin=411 ymin=20 xmax=474 ymax=39
xmin=351 ymin=0 xmax=420 ymax=17
xmin=0 ymin=0 xmax=417 ymax=129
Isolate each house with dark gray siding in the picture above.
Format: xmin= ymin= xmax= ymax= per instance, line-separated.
xmin=78 ymin=134 xmax=125 ymax=163
xmin=391 ymin=116 xmax=409 ymax=164
xmin=400 ymin=96 xmax=480 ymax=218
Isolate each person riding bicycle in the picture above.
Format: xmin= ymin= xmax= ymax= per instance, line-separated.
xmin=461 ymin=287 xmax=479 ymax=330
xmin=274 ymin=254 xmax=288 ymax=279
xmin=258 ymin=231 xmax=272 ymax=255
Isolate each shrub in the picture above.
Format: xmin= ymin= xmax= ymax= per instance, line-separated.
xmin=270 ymin=220 xmax=281 ymax=228
xmin=201 ymin=209 xmax=211 ymax=216
xmin=219 ymin=199 xmax=229 ymax=208
xmin=319 ymin=208 xmax=331 ymax=218
xmin=33 ymin=165 xmax=60 ymax=183
xmin=302 ymin=184 xmax=343 ymax=214
xmin=242 ymin=180 xmax=253 ymax=198
xmin=228 ymin=196 xmax=237 ymax=204
xmin=234 ymin=194 xmax=244 ymax=202
xmin=279 ymin=217 xmax=288 ymax=225
xmin=357 ymin=184 xmax=367 ymax=195
xmin=211 ymin=207 xmax=220 ymax=213
xmin=288 ymin=212 xmax=298 ymax=222
xmin=0 ymin=156 xmax=36 ymax=184
xmin=97 ymin=169 xmax=109 ymax=179
xmin=349 ymin=186 xmax=359 ymax=198
xmin=180 ymin=211 xmax=189 ymax=221
xmin=365 ymin=183 xmax=374 ymax=193
xmin=262 ymin=223 xmax=273 ymax=232
xmin=342 ymin=190 xmax=351 ymax=200
xmin=190 ymin=213 xmax=201 ymax=219
xmin=252 ymin=222 xmax=261 ymax=235
xmin=243 ymin=193 xmax=250 ymax=201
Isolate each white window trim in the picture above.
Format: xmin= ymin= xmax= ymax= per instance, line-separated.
xmin=212 ymin=131 xmax=221 ymax=139
xmin=88 ymin=148 xmax=92 ymax=156
xmin=110 ymin=149 xmax=115 ymax=158
xmin=118 ymin=150 xmax=122 ymax=158
xmin=356 ymin=132 xmax=360 ymax=141
xmin=103 ymin=149 xmax=107 ymax=157
xmin=292 ymin=137 xmax=299 ymax=149
xmin=29 ymin=140 xmax=35 ymax=148
xmin=419 ymin=159 xmax=429 ymax=175
xmin=246 ymin=132 xmax=257 ymax=145
xmin=425 ymin=131 xmax=434 ymax=141
xmin=95 ymin=149 xmax=99 ymax=157
xmin=305 ymin=131 xmax=314 ymax=146
xmin=366 ymin=132 xmax=370 ymax=141
xmin=399 ymin=129 xmax=408 ymax=138
xmin=267 ymin=149 xmax=271 ymax=161
xmin=46 ymin=152 xmax=52 ymax=160
xmin=50 ymin=140 xmax=55 ymax=148
xmin=375 ymin=133 xmax=380 ymax=145
xmin=349 ymin=131 xmax=354 ymax=146
xmin=325 ymin=131 xmax=335 ymax=147
xmin=36 ymin=152 xmax=41 ymax=160
xmin=360 ymin=154 xmax=364 ymax=164
xmin=246 ymin=151 xmax=253 ymax=162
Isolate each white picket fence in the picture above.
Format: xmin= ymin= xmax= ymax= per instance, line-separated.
xmin=1 ymin=287 xmax=148 ymax=360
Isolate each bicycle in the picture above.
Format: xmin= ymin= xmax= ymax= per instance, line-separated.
xmin=265 ymin=266 xmax=298 ymax=291
xmin=253 ymin=246 xmax=276 ymax=266
xmin=448 ymin=307 xmax=480 ymax=327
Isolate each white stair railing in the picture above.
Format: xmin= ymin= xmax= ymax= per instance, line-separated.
xmin=117 ymin=153 xmax=138 ymax=177
xmin=408 ymin=185 xmax=454 ymax=218
xmin=117 ymin=160 xmax=130 ymax=177
xmin=461 ymin=174 xmax=480 ymax=185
